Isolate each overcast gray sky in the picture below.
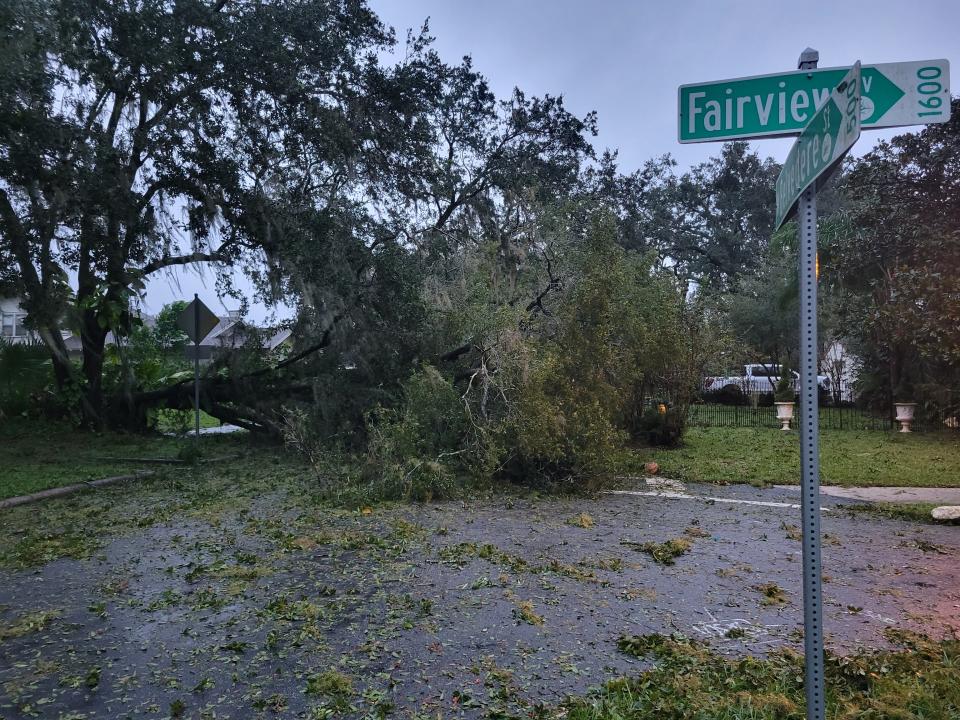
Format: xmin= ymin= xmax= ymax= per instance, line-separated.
xmin=144 ymin=0 xmax=959 ymax=320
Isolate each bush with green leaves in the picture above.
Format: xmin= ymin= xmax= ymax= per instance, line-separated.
xmin=774 ymin=365 xmax=794 ymax=402
xmin=504 ymin=213 xmax=710 ymax=472
xmin=289 ymin=211 xmax=723 ymax=497
xmin=507 ymin=345 xmax=625 ymax=486
xmin=0 ymin=339 xmax=53 ymax=418
xmin=348 ymin=366 xmax=471 ymax=501
xmin=635 ymin=405 xmax=686 ymax=448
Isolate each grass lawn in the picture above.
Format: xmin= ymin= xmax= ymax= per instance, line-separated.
xmin=153 ymin=408 xmax=222 ymax=433
xmin=565 ymin=632 xmax=960 ymax=720
xmin=637 ymin=426 xmax=960 ymax=487
xmin=0 ymin=419 xmax=244 ymax=500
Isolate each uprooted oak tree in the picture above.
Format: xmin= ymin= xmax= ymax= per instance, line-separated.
xmin=0 ymin=0 xmax=599 ymax=431
xmin=276 ymin=210 xmax=724 ymax=498
xmin=0 ymin=0 xmax=431 ymax=424
xmin=2 ymin=0 xmax=730 ymax=494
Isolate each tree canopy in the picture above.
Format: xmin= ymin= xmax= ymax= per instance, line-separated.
xmin=4 ymin=0 xmax=958 ymax=489
xmin=824 ymin=98 xmax=960 ymax=405
xmin=0 ymin=0 xmax=423 ymax=420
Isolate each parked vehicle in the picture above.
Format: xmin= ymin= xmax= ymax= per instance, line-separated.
xmin=702 ymin=364 xmax=831 ymax=398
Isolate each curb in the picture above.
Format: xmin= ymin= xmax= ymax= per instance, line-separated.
xmin=0 ymin=471 xmax=156 ymax=510
xmin=92 ymin=455 xmax=240 ymax=465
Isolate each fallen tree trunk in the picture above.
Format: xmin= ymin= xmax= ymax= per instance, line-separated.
xmin=122 ymin=319 xmax=343 ymax=436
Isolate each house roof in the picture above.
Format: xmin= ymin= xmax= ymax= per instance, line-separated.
xmin=200 ymin=314 xmax=292 ymax=352
xmin=5 ymin=295 xmax=291 ymax=355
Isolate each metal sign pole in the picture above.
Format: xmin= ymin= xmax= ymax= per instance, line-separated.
xmin=176 ymin=295 xmax=218 ymax=447
xmin=193 ymin=293 xmax=200 ymax=445
xmin=797 ymin=49 xmax=825 ymax=720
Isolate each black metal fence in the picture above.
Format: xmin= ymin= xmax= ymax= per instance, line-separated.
xmin=686 ymin=402 xmax=959 ymax=433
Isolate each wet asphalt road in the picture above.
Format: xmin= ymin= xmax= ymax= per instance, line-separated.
xmin=1 ymin=480 xmax=958 ymax=719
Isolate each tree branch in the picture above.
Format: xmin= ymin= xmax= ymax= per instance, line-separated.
xmin=0 ymin=190 xmax=41 ymax=294
xmin=439 ymin=342 xmax=474 ymax=363
xmin=139 ymin=249 xmax=230 ymax=276
xmin=244 ymin=315 xmax=342 ymax=378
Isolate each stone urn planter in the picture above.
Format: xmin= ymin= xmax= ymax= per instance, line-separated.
xmin=774 ymin=401 xmax=795 ymax=431
xmin=894 ymin=402 xmax=917 ymax=433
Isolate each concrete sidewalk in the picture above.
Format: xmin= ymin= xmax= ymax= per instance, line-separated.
xmin=164 ymin=423 xmax=244 ymax=437
xmin=775 ymin=484 xmax=960 ymax=505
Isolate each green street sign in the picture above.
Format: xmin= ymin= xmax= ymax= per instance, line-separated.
xmin=775 ymin=63 xmax=862 ymax=230
xmin=678 ymin=59 xmax=949 ymax=143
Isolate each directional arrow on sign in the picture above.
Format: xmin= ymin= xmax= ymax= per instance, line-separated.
xmin=678 ymin=58 xmax=949 ymax=143
xmin=858 ymin=66 xmax=904 ymax=124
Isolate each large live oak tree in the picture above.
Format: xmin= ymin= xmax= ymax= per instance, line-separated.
xmin=239 ymin=48 xmax=599 ymax=438
xmin=0 ymin=0 xmax=418 ymax=424
xmin=1 ymin=0 xmax=730 ymax=441
xmin=575 ymin=142 xmax=780 ymax=294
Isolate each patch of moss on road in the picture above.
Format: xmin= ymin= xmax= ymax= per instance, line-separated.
xmin=0 ymin=610 xmax=60 ymax=643
xmin=566 ymin=631 xmax=960 ymax=720
xmin=844 ymin=502 xmax=947 ymax=524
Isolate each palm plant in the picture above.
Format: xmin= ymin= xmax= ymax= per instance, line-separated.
xmin=0 ymin=339 xmax=52 ymax=415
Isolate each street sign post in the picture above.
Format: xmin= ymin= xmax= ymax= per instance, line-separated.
xmin=775 ymin=62 xmax=862 ymax=229
xmin=671 ymin=47 xmax=947 ymax=720
xmin=776 ymin=54 xmax=864 ymax=720
xmin=678 ymin=58 xmax=949 ymax=143
xmin=176 ymin=295 xmax=220 ymax=443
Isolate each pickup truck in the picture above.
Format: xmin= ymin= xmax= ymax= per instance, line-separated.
xmin=703 ymin=363 xmax=831 ymax=396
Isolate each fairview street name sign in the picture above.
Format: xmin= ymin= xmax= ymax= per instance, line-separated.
xmin=775 ymin=62 xmax=862 ymax=229
xmin=678 ymin=59 xmax=950 ymax=143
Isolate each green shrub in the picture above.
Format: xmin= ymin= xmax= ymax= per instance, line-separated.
xmin=508 ymin=348 xmax=625 ymax=487
xmin=774 ymin=365 xmax=794 ymax=402
xmin=379 ymin=457 xmax=457 ymax=503
xmin=635 ymin=405 xmax=686 ymax=447
xmin=352 ymin=366 xmax=472 ymax=502
xmin=0 ymin=339 xmax=52 ymax=418
xmin=366 ymin=365 xmax=468 ymax=462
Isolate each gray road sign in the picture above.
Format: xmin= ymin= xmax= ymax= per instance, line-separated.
xmin=176 ymin=298 xmax=219 ymax=344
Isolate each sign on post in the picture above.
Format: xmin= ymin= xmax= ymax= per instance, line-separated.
xmin=678 ymin=59 xmax=950 ymax=143
xmin=175 ymin=296 xmax=220 ymax=443
xmin=671 ymin=48 xmax=940 ymax=720
xmin=679 ymin=47 xmax=948 ymax=720
xmin=775 ymin=62 xmax=862 ymax=229
xmin=175 ymin=297 xmax=220 ymax=344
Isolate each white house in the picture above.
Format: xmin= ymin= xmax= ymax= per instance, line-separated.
xmin=823 ymin=340 xmax=859 ymax=403
xmin=3 ymin=297 xmax=291 ymax=360
xmin=2 ymin=296 xmax=87 ymax=351
xmin=186 ymin=310 xmax=293 ymax=361
xmin=0 ymin=297 xmax=35 ymax=344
